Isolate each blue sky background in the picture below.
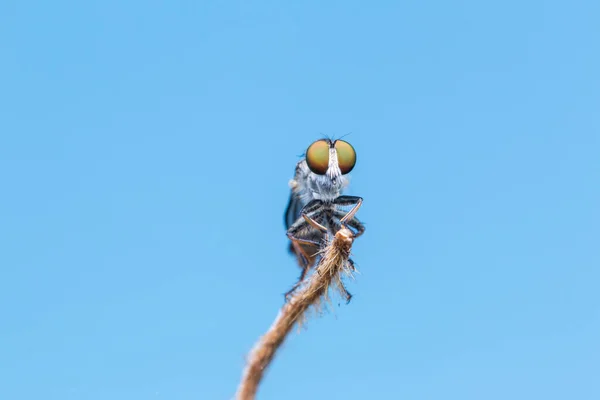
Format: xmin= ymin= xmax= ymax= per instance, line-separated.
xmin=1 ymin=1 xmax=599 ymax=399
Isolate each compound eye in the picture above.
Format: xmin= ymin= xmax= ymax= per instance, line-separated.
xmin=334 ymin=140 xmax=356 ymax=174
xmin=306 ymin=140 xmax=330 ymax=175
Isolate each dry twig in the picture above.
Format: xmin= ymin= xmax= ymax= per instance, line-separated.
xmin=235 ymin=227 xmax=356 ymax=400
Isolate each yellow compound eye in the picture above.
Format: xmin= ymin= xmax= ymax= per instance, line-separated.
xmin=306 ymin=140 xmax=330 ymax=175
xmin=334 ymin=140 xmax=356 ymax=174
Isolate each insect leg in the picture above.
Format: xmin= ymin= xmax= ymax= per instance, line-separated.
xmin=333 ymin=195 xmax=363 ymax=228
xmin=337 ymin=280 xmax=353 ymax=304
xmin=285 ymin=210 xmax=325 ymax=300
xmin=332 ymin=209 xmax=365 ymax=238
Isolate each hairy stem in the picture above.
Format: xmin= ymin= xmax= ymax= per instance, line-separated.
xmin=235 ymin=227 xmax=356 ymax=400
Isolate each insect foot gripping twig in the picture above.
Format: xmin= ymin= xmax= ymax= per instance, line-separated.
xmin=235 ymin=227 xmax=356 ymax=400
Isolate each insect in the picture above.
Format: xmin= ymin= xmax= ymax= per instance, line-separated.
xmin=284 ymin=138 xmax=365 ymax=301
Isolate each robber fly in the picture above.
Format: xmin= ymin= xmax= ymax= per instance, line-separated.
xmin=284 ymin=138 xmax=365 ymax=300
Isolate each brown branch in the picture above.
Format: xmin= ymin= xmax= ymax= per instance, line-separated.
xmin=235 ymin=227 xmax=356 ymax=400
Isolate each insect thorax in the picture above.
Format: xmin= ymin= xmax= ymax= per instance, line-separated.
xmin=307 ymin=173 xmax=347 ymax=203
